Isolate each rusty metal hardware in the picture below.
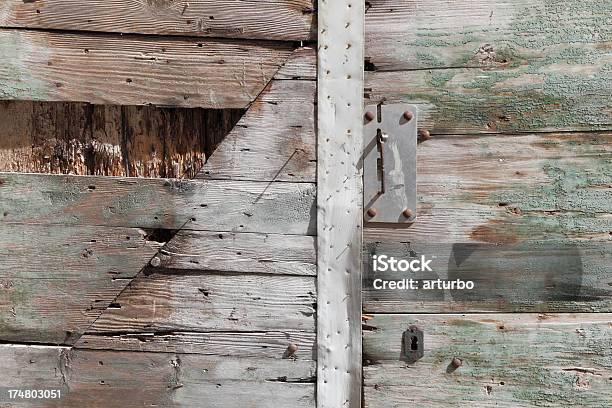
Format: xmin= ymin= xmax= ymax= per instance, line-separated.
xmin=401 ymin=325 xmax=424 ymax=364
xmin=364 ymin=103 xmax=418 ymax=223
xmin=451 ymin=357 xmax=462 ymax=368
xmin=376 ymin=129 xmax=388 ymax=194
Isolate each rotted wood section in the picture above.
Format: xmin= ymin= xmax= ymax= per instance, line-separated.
xmin=0 ymin=101 xmax=242 ymax=178
xmin=363 ymin=1 xmax=611 ymax=406
xmin=0 ymin=48 xmax=316 ymax=406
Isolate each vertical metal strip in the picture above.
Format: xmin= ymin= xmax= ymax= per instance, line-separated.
xmin=317 ymin=0 xmax=364 ymax=406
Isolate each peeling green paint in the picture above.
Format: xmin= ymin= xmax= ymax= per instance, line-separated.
xmin=0 ymin=31 xmax=51 ymax=101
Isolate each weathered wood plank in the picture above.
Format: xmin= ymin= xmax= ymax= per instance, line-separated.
xmin=0 ymin=345 xmax=315 ymax=407
xmin=365 ymin=0 xmax=611 ymax=71
xmin=159 ymin=230 xmax=316 ymax=276
xmin=364 ymin=1 xmax=611 ymax=133
xmin=85 ymin=272 xmax=316 ymax=334
xmin=76 ymin=329 xmax=316 ymax=358
xmin=366 ymin=132 xmax=611 ymax=241
xmin=363 ymin=241 xmax=612 ymax=313
xmin=363 ymin=314 xmax=612 ymax=408
xmin=0 ymin=0 xmax=316 ymax=41
xmin=0 ymin=223 xmax=161 ymax=344
xmin=317 ymin=0 xmax=364 ymax=406
xmin=0 ymin=29 xmax=293 ymax=107
xmin=0 ymin=173 xmax=316 ymax=235
xmin=365 ymin=65 xmax=611 ymax=134
xmin=364 ymin=132 xmax=611 ymax=312
xmin=199 ymin=79 xmax=316 ymax=182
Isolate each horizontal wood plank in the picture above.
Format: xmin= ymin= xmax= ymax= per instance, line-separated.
xmin=160 ymin=230 xmax=316 ymax=276
xmin=363 ymin=314 xmax=612 ymax=408
xmin=365 ymin=0 xmax=611 ymax=71
xmin=76 ymin=330 xmax=316 ymax=358
xmin=365 ymin=65 xmax=611 ymax=134
xmin=199 ymin=79 xmax=316 ymax=182
xmin=0 ymin=29 xmax=293 ymax=107
xmin=85 ymin=272 xmax=316 ymax=333
xmin=363 ymin=241 xmax=612 ymax=313
xmin=364 ymin=132 xmax=611 ymax=312
xmin=0 ymin=0 xmax=316 ymax=41
xmin=0 ymin=223 xmax=161 ymax=344
xmin=1 ymin=345 xmax=314 ymax=407
xmin=0 ymin=173 xmax=316 ymax=235
xmin=364 ymin=1 xmax=611 ymax=134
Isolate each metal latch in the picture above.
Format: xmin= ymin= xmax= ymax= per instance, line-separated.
xmin=401 ymin=325 xmax=424 ymax=364
xmin=363 ymin=103 xmax=417 ymax=223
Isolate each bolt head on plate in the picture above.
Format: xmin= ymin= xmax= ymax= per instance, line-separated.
xmin=364 ymin=111 xmax=376 ymax=122
xmin=402 ymin=208 xmax=414 ymax=219
xmin=403 ymin=111 xmax=414 ymax=121
xmin=366 ymin=208 xmax=378 ymax=218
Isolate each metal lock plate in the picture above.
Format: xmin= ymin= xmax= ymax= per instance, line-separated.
xmin=401 ymin=325 xmax=424 ymax=364
xmin=363 ymin=104 xmax=417 ymax=223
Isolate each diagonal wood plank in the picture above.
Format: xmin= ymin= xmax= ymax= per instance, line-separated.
xmin=199 ymin=47 xmax=316 ymax=182
xmin=0 ymin=223 xmax=162 ymax=344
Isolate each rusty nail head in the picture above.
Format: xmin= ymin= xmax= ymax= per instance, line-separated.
xmin=451 ymin=357 xmax=462 ymax=368
xmin=284 ymin=343 xmax=298 ymax=358
xmin=418 ymin=129 xmax=431 ymax=140
xmin=367 ymin=208 xmax=378 ymax=218
xmin=150 ymin=256 xmax=161 ymax=267
xmin=402 ymin=208 xmax=414 ymax=219
xmin=403 ymin=111 xmax=414 ymax=121
xmin=364 ymin=111 xmax=376 ymax=122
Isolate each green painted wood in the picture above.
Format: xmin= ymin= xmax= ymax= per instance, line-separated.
xmin=363 ymin=314 xmax=612 ymax=408
xmin=0 ymin=173 xmax=316 ymax=235
xmin=364 ymin=0 xmax=612 ymax=134
xmin=366 ymin=0 xmax=611 ymax=71
xmin=364 ymin=132 xmax=611 ymax=312
xmin=0 ymin=345 xmax=315 ymax=407
xmin=0 ymin=0 xmax=316 ymax=41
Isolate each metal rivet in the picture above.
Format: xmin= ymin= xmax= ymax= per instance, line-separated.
xmin=418 ymin=129 xmax=431 ymax=141
xmin=150 ymin=256 xmax=161 ymax=267
xmin=364 ymin=111 xmax=375 ymax=122
xmin=451 ymin=357 xmax=462 ymax=368
xmin=366 ymin=208 xmax=377 ymax=218
xmin=402 ymin=208 xmax=414 ymax=218
xmin=283 ymin=343 xmax=298 ymax=358
xmin=403 ymin=111 xmax=413 ymax=121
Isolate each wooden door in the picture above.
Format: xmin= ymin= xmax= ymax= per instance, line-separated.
xmin=362 ymin=1 xmax=611 ymax=406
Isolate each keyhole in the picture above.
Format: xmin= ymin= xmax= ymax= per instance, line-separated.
xmin=410 ymin=336 xmax=418 ymax=351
